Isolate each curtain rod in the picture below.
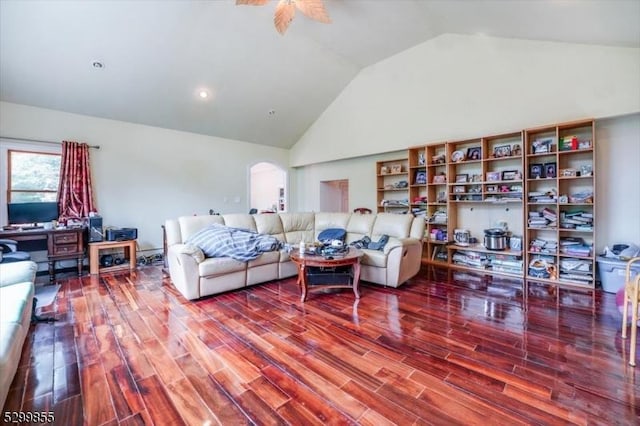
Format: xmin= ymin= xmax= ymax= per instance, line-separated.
xmin=0 ymin=135 xmax=100 ymax=149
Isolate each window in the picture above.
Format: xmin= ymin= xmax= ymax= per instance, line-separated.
xmin=8 ymin=150 xmax=61 ymax=202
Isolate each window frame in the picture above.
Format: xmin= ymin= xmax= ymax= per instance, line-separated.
xmin=7 ymin=149 xmax=61 ymax=203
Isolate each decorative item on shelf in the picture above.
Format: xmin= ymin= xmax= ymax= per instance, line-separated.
xmin=451 ymin=150 xmax=465 ymax=163
xmin=436 ymin=191 xmax=447 ymax=203
xmin=432 ymin=153 xmax=446 ymax=164
xmin=493 ymin=144 xmax=512 ymax=158
xmin=380 ymin=166 xmax=390 ymax=175
xmin=512 ymin=144 xmax=522 ymax=156
xmin=418 ymin=152 xmax=426 ymax=166
xmin=394 ymin=180 xmax=408 ymax=188
xmin=486 ymin=185 xmax=497 ymax=193
xmin=471 ymin=174 xmax=482 ymax=182
xmin=509 ymin=235 xmax=522 ymax=250
xmin=453 ymin=185 xmax=466 ymax=193
xmin=433 ymin=173 xmax=446 ymax=184
xmin=415 ymin=171 xmax=426 ymax=184
xmin=544 ymin=162 xmax=557 ymax=178
xmin=560 ymin=168 xmax=577 ymax=177
xmin=501 ymin=170 xmax=520 ymax=181
xmin=486 ymin=171 xmax=501 ymax=182
xmin=578 ymin=140 xmax=592 ymax=149
xmin=580 ymin=164 xmax=593 ymax=177
xmin=532 ymin=137 xmax=554 ymax=154
xmin=454 ymin=229 xmax=471 ymax=246
xmin=529 ymin=163 xmax=544 ymax=179
xmin=466 ymin=147 xmax=481 ymax=160
xmin=560 ymin=135 xmax=583 ymax=151
xmin=455 ymin=173 xmax=469 ymax=183
xmin=391 ymin=164 xmax=403 ymax=174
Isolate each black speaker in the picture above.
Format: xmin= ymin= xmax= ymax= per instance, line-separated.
xmin=88 ymin=216 xmax=103 ymax=242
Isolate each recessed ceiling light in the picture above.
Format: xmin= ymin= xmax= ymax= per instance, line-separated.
xmin=198 ymin=90 xmax=209 ymax=99
xmin=92 ymin=61 xmax=104 ymax=69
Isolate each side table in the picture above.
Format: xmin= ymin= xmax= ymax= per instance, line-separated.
xmin=89 ymin=240 xmax=137 ymax=275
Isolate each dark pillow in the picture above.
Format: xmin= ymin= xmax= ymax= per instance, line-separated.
xmin=317 ymin=228 xmax=346 ymax=244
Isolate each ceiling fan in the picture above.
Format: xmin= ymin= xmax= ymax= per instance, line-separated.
xmin=236 ymin=0 xmax=331 ymax=35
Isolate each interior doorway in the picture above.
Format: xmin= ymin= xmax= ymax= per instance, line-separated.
xmin=250 ymin=162 xmax=287 ymax=213
xmin=320 ymin=179 xmax=349 ymax=212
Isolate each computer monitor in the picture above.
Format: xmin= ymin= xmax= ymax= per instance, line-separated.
xmin=7 ymin=202 xmax=59 ymax=225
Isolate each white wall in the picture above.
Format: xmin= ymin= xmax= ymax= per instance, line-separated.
xmin=595 ymin=113 xmax=640 ymax=252
xmin=291 ymin=34 xmax=640 ymax=167
xmin=0 ymin=102 xmax=289 ymax=252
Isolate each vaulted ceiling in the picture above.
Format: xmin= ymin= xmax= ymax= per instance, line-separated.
xmin=1 ymin=1 xmax=638 ymax=149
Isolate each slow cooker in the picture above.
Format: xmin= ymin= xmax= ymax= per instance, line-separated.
xmin=484 ymin=228 xmax=507 ymax=250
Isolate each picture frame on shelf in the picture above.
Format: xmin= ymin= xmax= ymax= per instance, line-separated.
xmin=544 ymin=162 xmax=556 ymax=178
xmin=437 ymin=191 xmax=447 ymax=203
xmin=380 ymin=166 xmax=390 ymax=175
xmin=433 ymin=174 xmax=446 ymax=184
xmin=511 ymin=144 xmax=522 ymax=156
xmin=493 ymin=144 xmax=512 ymax=158
xmin=466 ymin=147 xmax=481 ymax=161
xmin=415 ymin=171 xmax=427 ymax=184
xmin=532 ymin=137 xmax=554 ymax=154
xmin=580 ymin=164 xmax=593 ymax=177
xmin=501 ymin=170 xmax=520 ymax=181
xmin=560 ymin=168 xmax=577 ymax=177
xmin=432 ymin=153 xmax=446 ymax=164
xmin=486 ymin=171 xmax=501 ymax=182
xmin=453 ymin=185 xmax=466 ymax=193
xmin=390 ymin=164 xmax=402 ymax=174
xmin=455 ymin=173 xmax=468 ymax=183
xmin=471 ymin=174 xmax=482 ymax=183
xmin=529 ymin=163 xmax=544 ymax=179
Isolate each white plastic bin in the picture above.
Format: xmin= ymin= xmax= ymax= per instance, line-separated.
xmin=597 ymin=256 xmax=640 ymax=293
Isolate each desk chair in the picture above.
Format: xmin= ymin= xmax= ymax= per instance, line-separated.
xmin=621 ymin=257 xmax=640 ymax=366
xmin=0 ymin=239 xmax=31 ymax=263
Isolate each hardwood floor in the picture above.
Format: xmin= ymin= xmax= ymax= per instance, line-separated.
xmin=3 ymin=265 xmax=639 ymax=425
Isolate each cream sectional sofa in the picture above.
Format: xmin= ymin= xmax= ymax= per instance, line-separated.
xmin=0 ymin=260 xmax=37 ymax=409
xmin=165 ymin=212 xmax=425 ymax=300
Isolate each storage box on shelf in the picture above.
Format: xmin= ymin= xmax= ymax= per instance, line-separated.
xmin=524 ymin=119 xmax=596 ymax=290
xmin=376 ymin=158 xmax=410 ymax=214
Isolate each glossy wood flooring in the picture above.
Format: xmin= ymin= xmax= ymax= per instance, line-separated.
xmin=3 ymin=265 xmax=639 ymax=425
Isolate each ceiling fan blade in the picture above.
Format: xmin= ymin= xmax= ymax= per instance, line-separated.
xmin=274 ymin=0 xmax=296 ymax=35
xmin=236 ymin=0 xmax=269 ymax=5
xmin=294 ymin=0 xmax=331 ymax=24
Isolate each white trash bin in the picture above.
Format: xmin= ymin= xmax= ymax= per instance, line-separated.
xmin=597 ymin=256 xmax=640 ymax=293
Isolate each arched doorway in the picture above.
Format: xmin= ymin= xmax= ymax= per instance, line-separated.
xmin=250 ymin=162 xmax=287 ymax=213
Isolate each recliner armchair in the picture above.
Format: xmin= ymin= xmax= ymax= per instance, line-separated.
xmin=0 ymin=239 xmax=31 ymax=263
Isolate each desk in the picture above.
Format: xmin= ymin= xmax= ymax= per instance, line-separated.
xmin=89 ymin=240 xmax=137 ymax=275
xmin=0 ymin=227 xmax=85 ymax=283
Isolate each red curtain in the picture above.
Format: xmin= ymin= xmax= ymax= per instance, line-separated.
xmin=57 ymin=141 xmax=96 ymax=222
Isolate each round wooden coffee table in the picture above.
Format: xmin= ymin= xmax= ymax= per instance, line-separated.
xmin=289 ymin=248 xmax=364 ymax=302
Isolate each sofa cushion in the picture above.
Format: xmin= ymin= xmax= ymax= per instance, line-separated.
xmin=361 ymin=249 xmax=387 ymax=268
xmin=279 ymin=213 xmax=315 ymax=244
xmin=346 ymin=214 xmax=376 ymax=242
xmin=222 ymin=214 xmax=258 ymax=232
xmin=199 ymin=257 xmax=247 ymax=277
xmin=253 ymin=214 xmax=286 ymax=241
xmin=314 ymin=213 xmax=351 ymax=238
xmin=371 ymin=213 xmax=413 ymax=239
xmin=0 ymin=281 xmax=34 ymax=325
xmin=178 ymin=215 xmax=225 ymax=241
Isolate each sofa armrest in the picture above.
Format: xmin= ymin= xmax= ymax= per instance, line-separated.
xmin=167 ymin=244 xmax=204 ymax=300
xmin=0 ymin=261 xmax=37 ymax=288
xmin=384 ymin=238 xmax=423 ymax=286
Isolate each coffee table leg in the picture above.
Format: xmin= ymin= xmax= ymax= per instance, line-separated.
xmin=298 ymin=264 xmax=308 ymax=302
xmin=352 ymin=261 xmax=361 ymax=299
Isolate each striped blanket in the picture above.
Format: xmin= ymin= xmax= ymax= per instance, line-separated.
xmin=186 ymin=223 xmax=283 ymax=262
